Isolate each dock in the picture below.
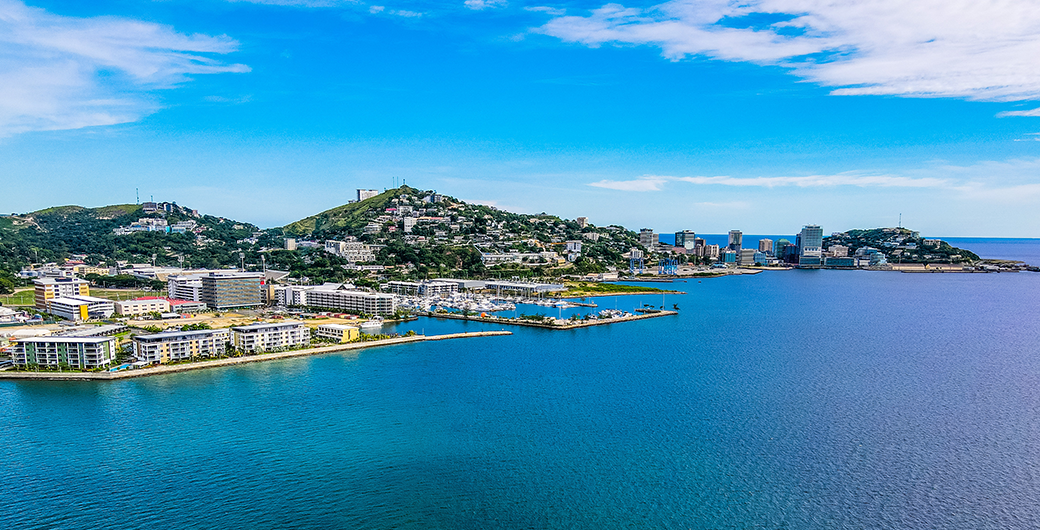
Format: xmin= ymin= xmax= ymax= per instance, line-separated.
xmin=421 ymin=310 xmax=678 ymax=330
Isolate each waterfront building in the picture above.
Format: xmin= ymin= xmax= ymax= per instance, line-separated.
xmin=33 ymin=277 xmax=90 ymax=311
xmin=47 ymin=296 xmax=115 ymax=321
xmin=114 ymin=298 xmax=171 ymax=316
xmin=200 ymin=272 xmax=264 ymax=310
xmin=824 ymin=256 xmax=856 ymax=268
xmin=758 ymin=238 xmax=773 ymax=253
xmin=386 ymin=281 xmax=458 ymax=296
xmin=314 ymin=324 xmax=360 ymax=343
xmin=723 ymin=251 xmax=737 ymax=264
xmin=675 ymin=231 xmax=696 ymax=250
xmin=638 ymin=228 xmax=656 ymax=249
xmin=133 ymin=328 xmax=231 ymax=364
xmin=753 ymin=251 xmax=768 ymax=265
xmin=357 ymin=189 xmax=380 ymax=202
xmin=431 ymin=278 xmax=488 ymax=291
xmin=231 ymin=321 xmax=310 ymax=353
xmin=728 ymin=230 xmax=743 ymax=252
xmin=827 ymin=245 xmax=849 ymax=258
xmin=798 ymin=225 xmax=824 ymax=268
xmin=484 ymin=280 xmax=566 ymax=296
xmin=704 ymin=244 xmax=720 ymax=259
xmin=275 ymin=284 xmax=396 ymax=315
xmin=11 ymin=335 xmax=116 ymax=369
xmin=739 ymin=248 xmax=757 ymax=266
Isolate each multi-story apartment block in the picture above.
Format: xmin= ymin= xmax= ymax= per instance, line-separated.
xmin=33 ymin=277 xmax=90 ymax=311
xmin=273 ymin=284 xmax=395 ymax=315
xmin=231 ymin=321 xmax=310 ymax=353
xmin=133 ymin=328 xmax=231 ymax=364
xmin=11 ymin=336 xmax=117 ymax=369
xmin=357 ymin=189 xmax=380 ymax=202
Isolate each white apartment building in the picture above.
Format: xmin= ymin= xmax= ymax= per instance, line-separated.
xmin=114 ymin=298 xmax=171 ymax=316
xmin=48 ymin=296 xmax=116 ymax=321
xmin=11 ymin=336 xmax=117 ymax=369
xmin=385 ymin=281 xmax=458 ymax=296
xmin=168 ymin=275 xmax=204 ymax=301
xmin=231 ymin=321 xmax=310 ymax=353
xmin=324 ymin=240 xmax=376 ymax=262
xmin=274 ymin=284 xmax=395 ymax=315
xmin=134 ymin=328 xmax=231 ymax=364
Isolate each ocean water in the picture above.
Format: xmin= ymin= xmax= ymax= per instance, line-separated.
xmin=4 ymin=269 xmax=1040 ymax=529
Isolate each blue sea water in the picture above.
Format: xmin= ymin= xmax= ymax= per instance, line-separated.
xmin=4 ymin=269 xmax=1040 ymax=529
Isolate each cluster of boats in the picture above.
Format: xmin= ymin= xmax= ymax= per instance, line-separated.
xmin=395 ymin=293 xmax=582 ymax=313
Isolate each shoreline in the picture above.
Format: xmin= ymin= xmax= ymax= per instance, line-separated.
xmin=0 ymin=331 xmax=511 ymax=382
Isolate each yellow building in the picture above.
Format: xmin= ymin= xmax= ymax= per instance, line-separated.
xmin=33 ymin=277 xmax=90 ymax=312
xmin=315 ymin=324 xmax=360 ymax=343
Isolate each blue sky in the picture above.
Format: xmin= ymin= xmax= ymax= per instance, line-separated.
xmin=2 ymin=0 xmax=1040 ymax=236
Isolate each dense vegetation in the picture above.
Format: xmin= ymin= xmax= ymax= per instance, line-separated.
xmin=825 ymin=228 xmax=979 ymax=264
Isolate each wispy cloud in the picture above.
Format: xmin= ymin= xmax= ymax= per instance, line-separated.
xmin=674 ymin=174 xmax=950 ymax=188
xmin=525 ymin=6 xmax=565 ymax=16
xmin=589 ymin=176 xmax=667 ymax=191
xmin=998 ymin=108 xmax=1040 ymax=118
xmin=0 ymin=0 xmax=248 ymax=136
xmin=537 ymin=0 xmax=1040 ymax=102
xmin=465 ymin=0 xmax=508 ymax=10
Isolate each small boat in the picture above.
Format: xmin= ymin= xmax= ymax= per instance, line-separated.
xmin=360 ymin=318 xmax=383 ymax=330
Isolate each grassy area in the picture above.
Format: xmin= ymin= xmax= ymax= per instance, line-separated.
xmin=0 ymin=288 xmax=34 ymax=306
xmin=90 ymin=288 xmax=161 ymax=301
xmin=562 ymin=282 xmax=677 ymax=296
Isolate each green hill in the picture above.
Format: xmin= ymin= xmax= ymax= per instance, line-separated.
xmin=283 ymin=186 xmax=418 ymax=237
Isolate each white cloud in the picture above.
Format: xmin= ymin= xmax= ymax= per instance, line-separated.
xmin=525 ymin=6 xmax=565 ymax=16
xmin=0 ymin=0 xmax=248 ymax=136
xmin=998 ymin=108 xmax=1040 ymax=117
xmin=390 ymin=9 xmax=423 ymax=17
xmin=674 ymin=174 xmax=950 ymax=188
xmin=589 ymin=176 xmax=667 ymax=191
xmin=369 ymin=5 xmax=385 ymax=13
xmin=537 ymin=0 xmax=1040 ymax=102
xmin=465 ymin=0 xmax=508 ymax=11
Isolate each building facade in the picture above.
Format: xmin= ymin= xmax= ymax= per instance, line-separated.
xmin=200 ymin=272 xmax=264 ymax=309
xmin=728 ymin=230 xmax=743 ymax=252
xmin=314 ymin=324 xmax=360 ymax=343
xmin=114 ymin=298 xmax=171 ymax=316
xmin=674 ymin=231 xmax=696 ymax=250
xmin=133 ymin=328 xmax=231 ymax=364
xmin=798 ymin=225 xmax=824 ymax=268
xmin=33 ymin=277 xmax=90 ymax=311
xmin=11 ymin=336 xmax=117 ymax=369
xmin=638 ymin=229 xmax=656 ymax=249
xmin=48 ymin=296 xmax=116 ymax=321
xmin=231 ymin=321 xmax=310 ymax=353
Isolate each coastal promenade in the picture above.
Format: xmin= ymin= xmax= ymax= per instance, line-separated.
xmin=422 ymin=310 xmax=679 ymax=330
xmin=0 ymin=331 xmax=511 ymax=381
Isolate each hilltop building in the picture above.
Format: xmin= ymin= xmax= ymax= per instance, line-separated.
xmin=357 ymin=189 xmax=380 ymax=202
xmin=639 ymin=229 xmax=656 ymax=249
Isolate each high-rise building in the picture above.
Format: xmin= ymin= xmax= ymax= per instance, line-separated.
xmin=674 ymin=230 xmax=696 ymax=250
xmin=639 ymin=228 xmax=656 ymax=249
xmin=576 ymin=217 xmax=589 ymax=228
xmin=758 ymin=238 xmax=773 ymax=253
xmin=284 ymin=238 xmax=297 ymax=251
xmin=728 ymin=230 xmax=743 ymax=252
xmin=798 ymin=224 xmax=824 ymax=267
xmin=357 ymin=189 xmax=380 ymax=202
xmin=199 ymin=272 xmax=264 ymax=310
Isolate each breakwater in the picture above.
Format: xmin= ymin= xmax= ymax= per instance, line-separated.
xmin=0 ymin=331 xmax=512 ymax=381
xmin=421 ymin=310 xmax=678 ymax=330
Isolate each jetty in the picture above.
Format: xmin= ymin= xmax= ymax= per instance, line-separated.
xmin=421 ymin=310 xmax=678 ymax=330
xmin=0 ymin=331 xmax=511 ymax=382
